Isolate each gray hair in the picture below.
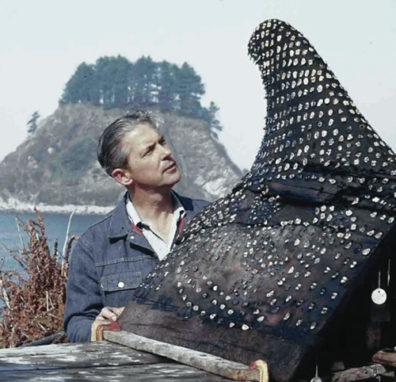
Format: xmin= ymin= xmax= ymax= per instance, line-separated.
xmin=97 ymin=110 xmax=156 ymax=176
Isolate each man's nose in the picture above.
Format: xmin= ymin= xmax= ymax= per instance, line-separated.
xmin=160 ymin=144 xmax=172 ymax=158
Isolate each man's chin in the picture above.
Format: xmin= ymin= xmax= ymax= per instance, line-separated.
xmin=167 ymin=171 xmax=181 ymax=188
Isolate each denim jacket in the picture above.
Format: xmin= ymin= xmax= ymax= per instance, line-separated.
xmin=63 ymin=192 xmax=209 ymax=342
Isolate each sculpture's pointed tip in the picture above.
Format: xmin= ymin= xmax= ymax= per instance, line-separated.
xmin=246 ymin=18 xmax=395 ymax=207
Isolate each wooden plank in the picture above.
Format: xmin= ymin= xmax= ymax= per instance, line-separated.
xmin=0 ymin=363 xmax=229 ymax=381
xmin=373 ymin=349 xmax=396 ymax=367
xmin=331 ymin=364 xmax=388 ymax=382
xmin=0 ymin=341 xmax=167 ymax=371
xmin=104 ymin=330 xmax=266 ymax=381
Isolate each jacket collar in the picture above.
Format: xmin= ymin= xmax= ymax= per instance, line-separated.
xmin=108 ymin=190 xmax=195 ymax=239
xmin=108 ymin=192 xmax=131 ymax=239
xmin=174 ymin=191 xmax=195 ymax=219
xmin=107 ymin=193 xmax=153 ymax=253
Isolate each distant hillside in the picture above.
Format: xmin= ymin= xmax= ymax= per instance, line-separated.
xmin=0 ymin=104 xmax=242 ymax=212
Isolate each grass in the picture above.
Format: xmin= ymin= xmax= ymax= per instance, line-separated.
xmin=0 ymin=210 xmax=75 ymax=347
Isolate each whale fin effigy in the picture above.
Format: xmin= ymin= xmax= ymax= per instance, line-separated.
xmin=119 ymin=20 xmax=396 ymax=381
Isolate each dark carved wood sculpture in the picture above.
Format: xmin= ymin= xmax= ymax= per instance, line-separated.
xmin=119 ymin=19 xmax=396 ymax=381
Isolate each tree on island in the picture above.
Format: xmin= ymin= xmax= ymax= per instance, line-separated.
xmin=207 ymin=102 xmax=223 ymax=139
xmin=96 ymin=56 xmax=132 ymax=109
xmin=157 ymin=60 xmax=178 ymax=112
xmin=60 ymin=55 xmax=222 ymax=135
xmin=130 ymin=56 xmax=157 ymax=108
xmin=174 ymin=62 xmax=204 ymax=117
xmin=27 ymin=111 xmax=40 ymax=135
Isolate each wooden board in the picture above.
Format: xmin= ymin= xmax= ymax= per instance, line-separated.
xmin=0 ymin=364 xmax=229 ymax=381
xmin=104 ymin=330 xmax=265 ymax=381
xmin=0 ymin=341 xmax=230 ymax=381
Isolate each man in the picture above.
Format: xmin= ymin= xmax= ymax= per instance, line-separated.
xmin=64 ymin=111 xmax=208 ymax=342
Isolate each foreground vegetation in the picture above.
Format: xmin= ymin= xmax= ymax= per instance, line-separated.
xmin=0 ymin=211 xmax=74 ymax=347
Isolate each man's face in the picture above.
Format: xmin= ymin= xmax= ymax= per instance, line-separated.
xmin=119 ymin=123 xmax=181 ymax=190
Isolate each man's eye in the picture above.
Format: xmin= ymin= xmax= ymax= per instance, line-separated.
xmin=160 ymin=137 xmax=166 ymax=145
xmin=143 ymin=148 xmax=153 ymax=156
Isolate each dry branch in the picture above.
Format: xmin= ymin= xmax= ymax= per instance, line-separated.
xmin=0 ymin=210 xmax=76 ymax=347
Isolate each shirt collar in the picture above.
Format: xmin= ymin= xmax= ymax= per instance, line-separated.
xmin=126 ymin=190 xmax=185 ymax=227
xmin=126 ymin=195 xmax=143 ymax=227
xmin=172 ymin=191 xmax=186 ymax=221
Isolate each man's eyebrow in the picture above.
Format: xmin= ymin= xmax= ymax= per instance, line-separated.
xmin=141 ymin=142 xmax=155 ymax=154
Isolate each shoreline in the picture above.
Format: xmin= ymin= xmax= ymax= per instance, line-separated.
xmin=0 ymin=198 xmax=114 ymax=215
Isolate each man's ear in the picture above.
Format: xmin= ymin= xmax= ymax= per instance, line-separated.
xmin=111 ymin=168 xmax=133 ymax=187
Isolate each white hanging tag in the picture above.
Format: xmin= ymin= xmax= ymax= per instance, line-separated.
xmin=310 ymin=364 xmax=322 ymax=382
xmin=371 ymin=269 xmax=387 ymax=305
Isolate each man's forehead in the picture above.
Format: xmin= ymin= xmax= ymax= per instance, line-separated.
xmin=123 ymin=124 xmax=159 ymax=147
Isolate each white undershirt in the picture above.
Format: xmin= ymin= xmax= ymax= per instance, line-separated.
xmin=126 ymin=192 xmax=185 ymax=261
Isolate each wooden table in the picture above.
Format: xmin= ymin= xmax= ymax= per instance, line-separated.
xmin=0 ymin=341 xmax=230 ymax=381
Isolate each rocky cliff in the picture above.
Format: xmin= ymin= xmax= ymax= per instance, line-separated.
xmin=0 ymin=104 xmax=242 ymax=212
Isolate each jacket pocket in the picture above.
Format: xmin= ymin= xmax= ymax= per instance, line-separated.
xmin=100 ymin=271 xmax=142 ymax=293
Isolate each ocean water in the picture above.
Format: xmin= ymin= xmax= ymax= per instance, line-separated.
xmin=0 ymin=211 xmax=104 ymax=272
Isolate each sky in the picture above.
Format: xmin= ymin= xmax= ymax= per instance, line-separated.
xmin=0 ymin=0 xmax=395 ymax=171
